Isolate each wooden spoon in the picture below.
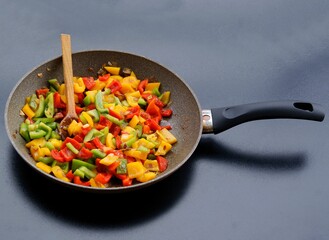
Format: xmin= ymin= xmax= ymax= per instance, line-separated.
xmin=59 ymin=34 xmax=78 ymax=139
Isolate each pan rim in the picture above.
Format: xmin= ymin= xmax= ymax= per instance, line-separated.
xmin=5 ymin=49 xmax=203 ymax=193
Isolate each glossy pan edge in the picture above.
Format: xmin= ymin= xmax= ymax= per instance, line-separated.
xmin=5 ymin=50 xmax=203 ymax=193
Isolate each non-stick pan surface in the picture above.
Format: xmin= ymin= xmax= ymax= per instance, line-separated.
xmin=5 ymin=50 xmax=203 ymax=192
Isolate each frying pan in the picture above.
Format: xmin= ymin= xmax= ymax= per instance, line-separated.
xmin=5 ymin=50 xmax=325 ymax=193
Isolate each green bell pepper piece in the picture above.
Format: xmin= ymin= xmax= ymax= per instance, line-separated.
xmin=38 ymin=156 xmax=54 ymax=164
xmin=48 ymin=79 xmax=60 ymax=91
xmin=29 ymin=129 xmax=47 ymax=139
xmin=138 ymin=97 xmax=147 ymax=107
xmin=45 ymin=142 xmax=55 ymax=150
xmin=91 ymin=149 xmax=106 ymax=159
xmin=104 ymin=114 xmax=126 ymax=127
xmin=83 ymin=95 xmax=91 ymax=106
xmin=72 ymin=159 xmax=96 ymax=172
xmin=87 ymin=109 xmax=100 ymax=122
xmin=95 ymin=90 xmax=109 ymax=114
xmin=73 ymin=168 xmax=85 ymax=178
xmin=19 ymin=122 xmax=30 ymax=142
xmin=29 ymin=94 xmax=38 ymax=111
xmin=44 ymin=92 xmax=54 ymax=118
xmin=38 ymin=122 xmax=52 ymax=140
xmin=152 ymin=87 xmax=161 ymax=97
xmin=34 ymin=95 xmax=45 ymax=118
xmin=78 ymin=166 xmax=96 ymax=179
xmin=66 ymin=142 xmax=79 ymax=155
xmin=116 ymin=159 xmax=127 ymax=174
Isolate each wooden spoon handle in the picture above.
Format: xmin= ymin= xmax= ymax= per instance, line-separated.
xmin=61 ymin=34 xmax=76 ymax=116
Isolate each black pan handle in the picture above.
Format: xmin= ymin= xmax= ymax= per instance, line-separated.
xmin=202 ymin=101 xmax=325 ymax=134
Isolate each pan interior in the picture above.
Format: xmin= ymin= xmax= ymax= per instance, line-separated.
xmin=5 ymin=50 xmax=202 ymax=191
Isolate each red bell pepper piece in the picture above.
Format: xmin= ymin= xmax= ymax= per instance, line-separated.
xmin=156 ymin=156 xmax=168 ymax=172
xmin=142 ymin=93 xmax=165 ymax=108
xmin=122 ymin=176 xmax=132 ymax=186
xmin=51 ymin=149 xmax=65 ymax=162
xmin=73 ymin=176 xmax=91 ymax=186
xmin=99 ymin=115 xmax=113 ymax=129
xmin=77 ymin=147 xmax=93 ymax=160
xmin=108 ymin=161 xmax=120 ymax=173
xmin=60 ymin=146 xmax=76 ymax=162
xmin=142 ymin=124 xmax=151 ymax=134
xmin=82 ymin=77 xmax=96 ymax=90
xmin=81 ymin=125 xmax=92 ymax=136
xmin=125 ymin=105 xmax=140 ymax=120
xmin=138 ymin=79 xmax=148 ymax=93
xmin=66 ymin=170 xmax=74 ymax=181
xmin=84 ymin=141 xmax=96 ymax=150
xmin=86 ymin=103 xmax=96 ymax=110
xmin=76 ymin=92 xmax=85 ymax=104
xmin=108 ymin=79 xmax=122 ymax=93
xmin=36 ymin=88 xmax=49 ymax=98
xmin=161 ymin=109 xmax=173 ymax=117
xmin=146 ymin=99 xmax=162 ymax=119
xmin=110 ymin=124 xmax=121 ymax=137
xmin=92 ymin=137 xmax=105 ymax=150
xmin=109 ymin=109 xmax=123 ymax=120
xmin=115 ymin=135 xmax=122 ymax=149
xmin=61 ymin=137 xmax=82 ymax=150
xmin=98 ymin=74 xmax=110 ymax=82
xmin=95 ymin=172 xmax=112 ymax=184
xmin=73 ymin=134 xmax=84 ymax=143
xmin=145 ymin=118 xmax=162 ymax=131
xmin=54 ymin=92 xmax=66 ymax=108
xmin=95 ymin=158 xmax=108 ymax=172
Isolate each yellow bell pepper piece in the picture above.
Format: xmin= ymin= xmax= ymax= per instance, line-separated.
xmin=126 ymin=94 xmax=139 ymax=107
xmin=60 ymin=94 xmax=67 ymax=104
xmin=52 ymin=166 xmax=70 ymax=182
xmin=100 ymin=154 xmax=119 ymax=166
xmin=160 ymin=91 xmax=171 ymax=105
xmin=127 ymin=161 xmax=146 ymax=179
xmin=155 ymin=141 xmax=172 ymax=156
xmin=120 ymin=83 xmax=135 ymax=94
xmin=124 ymin=149 xmax=148 ymax=160
xmin=130 ymin=71 xmax=136 ymax=77
xmin=144 ymin=160 xmax=159 ymax=172
xmin=58 ymin=84 xmax=65 ymax=95
xmin=90 ymin=178 xmax=106 ymax=188
xmin=48 ymin=138 xmax=63 ymax=149
xmin=107 ymin=75 xmax=123 ymax=84
xmin=113 ymin=105 xmax=127 ymax=118
xmin=68 ymin=119 xmax=83 ymax=136
xmin=81 ymin=111 xmax=94 ymax=127
xmin=26 ymin=137 xmax=46 ymax=148
xmin=73 ymin=77 xmax=86 ymax=93
xmin=36 ymin=162 xmax=52 ymax=174
xmin=157 ymin=128 xmax=177 ymax=144
xmin=105 ymin=133 xmax=115 ymax=149
xmin=138 ymin=116 xmax=146 ymax=123
xmin=132 ymin=138 xmax=156 ymax=149
xmin=122 ymin=76 xmax=140 ymax=89
xmin=85 ymin=90 xmax=97 ymax=103
xmin=136 ymin=172 xmax=157 ymax=183
xmin=30 ymin=146 xmax=51 ymax=161
xmin=22 ymin=103 xmax=35 ymax=119
xmin=91 ymin=79 xmax=106 ymax=91
xmin=145 ymin=82 xmax=161 ymax=91
xmin=103 ymin=94 xmax=115 ymax=104
xmin=129 ymin=115 xmax=140 ymax=128
xmin=104 ymin=66 xmax=120 ymax=75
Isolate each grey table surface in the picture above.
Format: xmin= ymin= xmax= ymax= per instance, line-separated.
xmin=1 ymin=0 xmax=329 ymax=239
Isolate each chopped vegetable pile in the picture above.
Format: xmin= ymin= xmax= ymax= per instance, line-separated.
xmin=19 ymin=63 xmax=177 ymax=188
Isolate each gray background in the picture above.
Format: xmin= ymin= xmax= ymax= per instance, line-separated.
xmin=1 ymin=0 xmax=329 ymax=239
